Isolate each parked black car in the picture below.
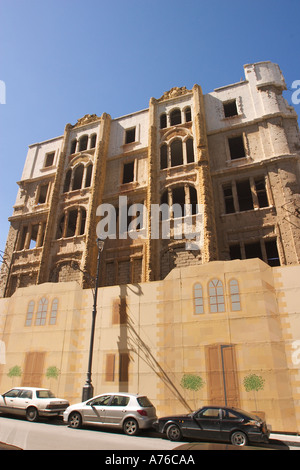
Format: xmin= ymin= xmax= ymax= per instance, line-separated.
xmin=153 ymin=406 xmax=270 ymax=446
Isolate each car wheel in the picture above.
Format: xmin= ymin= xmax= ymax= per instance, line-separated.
xmin=166 ymin=424 xmax=182 ymax=442
xmin=123 ymin=418 xmax=139 ymax=436
xmin=26 ymin=407 xmax=39 ymax=422
xmin=68 ymin=411 xmax=82 ymax=429
xmin=231 ymin=430 xmax=248 ymax=446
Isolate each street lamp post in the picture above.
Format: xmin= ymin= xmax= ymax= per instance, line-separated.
xmin=82 ymin=238 xmax=105 ymax=402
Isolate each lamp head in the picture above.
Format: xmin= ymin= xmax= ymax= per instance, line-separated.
xmin=97 ymin=238 xmax=105 ymax=252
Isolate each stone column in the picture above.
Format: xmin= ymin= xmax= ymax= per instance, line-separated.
xmin=81 ymin=113 xmax=111 ymax=288
xmin=192 ymin=84 xmax=218 ymax=262
xmin=145 ymin=97 xmax=159 ymax=281
xmin=37 ymin=123 xmax=72 ymax=284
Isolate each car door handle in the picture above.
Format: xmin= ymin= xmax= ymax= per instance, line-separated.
xmin=122 ymin=409 xmax=127 ymax=413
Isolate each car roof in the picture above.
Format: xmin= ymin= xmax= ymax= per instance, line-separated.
xmin=94 ymin=392 xmax=146 ymax=398
xmin=12 ymin=387 xmax=50 ymax=391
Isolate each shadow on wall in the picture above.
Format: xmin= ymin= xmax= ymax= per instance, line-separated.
xmin=118 ymin=283 xmax=192 ymax=411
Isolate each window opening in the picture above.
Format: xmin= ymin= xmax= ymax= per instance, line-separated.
xmin=223 ymin=184 xmax=235 ymax=214
xmin=79 ymin=135 xmax=88 ymax=152
xmin=72 ymin=165 xmax=84 ymax=190
xmin=170 ymin=140 xmax=183 ymax=167
xmin=224 ymin=100 xmax=238 ymax=118
xmin=160 ymin=113 xmax=167 ymax=129
xmin=228 ymin=135 xmax=245 ymax=160
xmin=265 ymin=239 xmax=280 ymax=266
xmin=66 ymin=210 xmax=77 ymax=237
xmin=85 ymin=164 xmax=93 ymax=187
xmin=56 ymin=215 xmax=65 ymax=239
xmin=44 ymin=152 xmax=54 ymax=167
xmin=70 ymin=139 xmax=77 ymax=154
xmin=90 ymin=134 xmax=97 ymax=148
xmin=244 ymin=242 xmax=263 ymax=260
xmin=185 ymin=107 xmax=192 ymax=122
xmin=170 ymin=109 xmax=181 ymax=126
xmin=29 ymin=224 xmax=39 ymax=249
xmin=255 ymin=178 xmax=269 ymax=208
xmin=229 ymin=244 xmax=241 ymax=260
xmin=80 ymin=208 xmax=86 ymax=235
xmin=172 ymin=187 xmax=185 ymax=215
xmin=19 ymin=226 xmax=28 ymax=250
xmin=125 ymin=128 xmax=136 ymax=144
xmin=186 ymin=138 xmax=194 ymax=163
xmin=37 ymin=183 xmax=49 ymax=204
xmin=63 ymin=170 xmax=72 ymax=193
xmin=160 ymin=144 xmax=168 ymax=169
xmin=189 ymin=186 xmax=198 ymax=215
xmin=122 ymin=161 xmax=134 ymax=184
xmin=236 ymin=180 xmax=253 ymax=211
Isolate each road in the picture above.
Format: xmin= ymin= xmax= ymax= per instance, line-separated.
xmin=0 ymin=415 xmax=299 ymax=450
xmin=0 ymin=416 xmax=184 ymax=450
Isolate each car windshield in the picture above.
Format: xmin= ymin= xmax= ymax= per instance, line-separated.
xmin=137 ymin=396 xmax=153 ymax=407
xmin=36 ymin=390 xmax=56 ymax=398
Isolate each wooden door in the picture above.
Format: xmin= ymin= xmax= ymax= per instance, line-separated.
xmin=205 ymin=344 xmax=240 ymax=407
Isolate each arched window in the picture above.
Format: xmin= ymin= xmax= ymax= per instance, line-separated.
xmin=160 ymin=144 xmax=168 ymax=169
xmin=50 ymin=299 xmax=58 ymax=325
xmin=72 ymin=164 xmax=84 ymax=190
xmin=90 ymin=134 xmax=97 ymax=149
xmin=70 ymin=139 xmax=77 ymax=154
xmin=26 ymin=301 xmax=35 ymax=327
xmin=194 ymin=283 xmax=204 ymax=314
xmin=160 ymin=113 xmax=167 ymax=129
xmin=170 ymin=108 xmax=181 ymax=126
xmin=56 ymin=214 xmax=65 ymax=239
xmin=85 ymin=164 xmax=93 ymax=188
xmin=36 ymin=298 xmax=48 ymax=326
xmin=66 ymin=209 xmax=77 ymax=237
xmin=185 ymin=107 xmax=192 ymax=122
xmin=229 ymin=279 xmax=241 ymax=311
xmin=170 ymin=139 xmax=183 ymax=167
xmin=79 ymin=208 xmax=86 ymax=235
xmin=186 ymin=138 xmax=195 ymax=163
xmin=63 ymin=169 xmax=72 ymax=193
xmin=209 ymin=279 xmax=225 ymax=313
xmin=79 ymin=135 xmax=88 ymax=152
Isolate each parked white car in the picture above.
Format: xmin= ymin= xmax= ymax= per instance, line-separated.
xmin=0 ymin=387 xmax=69 ymax=422
xmin=63 ymin=392 xmax=157 ymax=436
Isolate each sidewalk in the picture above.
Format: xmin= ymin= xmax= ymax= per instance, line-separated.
xmin=270 ymin=432 xmax=300 ymax=446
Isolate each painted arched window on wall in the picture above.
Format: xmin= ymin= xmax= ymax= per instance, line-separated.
xmin=194 ymin=283 xmax=204 ymax=314
xmin=36 ymin=298 xmax=48 ymax=326
xmin=50 ymin=298 xmax=58 ymax=325
xmin=25 ymin=300 xmax=35 ymax=327
xmin=229 ymin=279 xmax=241 ymax=311
xmin=209 ymin=279 xmax=225 ymax=313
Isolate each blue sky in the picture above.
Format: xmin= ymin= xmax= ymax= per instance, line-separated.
xmin=0 ymin=0 xmax=300 ymax=254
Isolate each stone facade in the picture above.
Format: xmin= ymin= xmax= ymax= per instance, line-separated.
xmin=1 ymin=61 xmax=300 ymax=432
xmin=1 ymin=61 xmax=299 ymax=296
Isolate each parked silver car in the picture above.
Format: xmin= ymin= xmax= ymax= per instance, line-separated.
xmin=63 ymin=392 xmax=157 ymax=436
xmin=0 ymin=387 xmax=69 ymax=422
